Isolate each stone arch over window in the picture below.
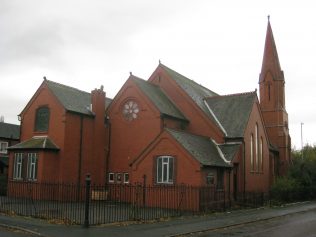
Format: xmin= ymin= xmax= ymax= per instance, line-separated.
xmin=34 ymin=106 xmax=50 ymax=132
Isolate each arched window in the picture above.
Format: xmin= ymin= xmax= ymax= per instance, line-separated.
xmin=250 ymin=134 xmax=254 ymax=171
xmin=35 ymin=107 xmax=50 ymax=132
xmin=255 ymin=123 xmax=259 ymax=171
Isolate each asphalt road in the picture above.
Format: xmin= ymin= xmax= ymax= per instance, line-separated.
xmin=190 ymin=208 xmax=316 ymax=237
xmin=0 ymin=226 xmax=36 ymax=237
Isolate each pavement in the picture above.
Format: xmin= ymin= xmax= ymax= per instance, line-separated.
xmin=1 ymin=201 xmax=316 ymax=237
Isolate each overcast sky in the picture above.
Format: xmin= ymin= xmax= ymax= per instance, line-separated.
xmin=1 ymin=0 xmax=315 ymax=149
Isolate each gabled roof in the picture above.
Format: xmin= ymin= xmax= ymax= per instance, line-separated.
xmin=0 ymin=122 xmax=20 ymax=140
xmin=132 ymin=76 xmax=188 ymax=121
xmin=166 ymin=128 xmax=232 ymax=167
xmin=8 ymin=136 xmax=59 ymax=151
xmin=219 ymin=143 xmax=241 ymax=162
xmin=45 ymin=80 xmax=112 ymax=116
xmin=160 ymin=64 xmax=218 ymax=116
xmin=204 ymin=92 xmax=256 ymax=138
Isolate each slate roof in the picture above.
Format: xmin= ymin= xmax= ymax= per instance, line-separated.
xmin=204 ymin=92 xmax=256 ymax=138
xmin=0 ymin=122 xmax=20 ymax=140
xmin=46 ymin=80 xmax=112 ymax=116
xmin=166 ymin=128 xmax=232 ymax=167
xmin=8 ymin=136 xmax=59 ymax=151
xmin=161 ymin=64 xmax=218 ymax=116
xmin=219 ymin=143 xmax=241 ymax=162
xmin=132 ymin=77 xmax=188 ymax=121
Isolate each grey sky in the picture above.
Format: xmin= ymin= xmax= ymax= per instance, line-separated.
xmin=1 ymin=0 xmax=315 ymax=148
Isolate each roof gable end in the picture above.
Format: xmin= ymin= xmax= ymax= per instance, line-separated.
xmin=132 ymin=76 xmax=188 ymax=121
xmin=205 ymin=92 xmax=256 ymax=138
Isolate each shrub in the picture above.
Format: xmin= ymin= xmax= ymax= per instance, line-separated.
xmin=270 ymin=177 xmax=303 ymax=202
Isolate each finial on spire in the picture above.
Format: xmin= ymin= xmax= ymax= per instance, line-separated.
xmin=267 ymin=15 xmax=270 ymax=22
xmin=159 ymin=59 xmax=161 ymax=64
xmin=129 ymin=71 xmax=132 ymax=76
xmin=43 ymin=76 xmax=47 ymax=80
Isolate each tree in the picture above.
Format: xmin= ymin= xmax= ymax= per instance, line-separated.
xmin=271 ymin=144 xmax=316 ymax=202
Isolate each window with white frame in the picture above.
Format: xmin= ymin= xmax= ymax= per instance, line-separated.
xmin=13 ymin=153 xmax=23 ymax=180
xmin=157 ymin=156 xmax=174 ymax=184
xmin=27 ymin=153 xmax=38 ymax=180
xmin=116 ymin=173 xmax=122 ymax=183
xmin=108 ymin=173 xmax=114 ymax=183
xmin=0 ymin=142 xmax=8 ymax=154
xmin=124 ymin=173 xmax=129 ymax=184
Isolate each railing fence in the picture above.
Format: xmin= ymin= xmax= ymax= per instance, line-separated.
xmin=0 ymin=180 xmax=267 ymax=226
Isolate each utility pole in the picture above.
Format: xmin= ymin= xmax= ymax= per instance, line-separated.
xmin=301 ymin=122 xmax=304 ymax=158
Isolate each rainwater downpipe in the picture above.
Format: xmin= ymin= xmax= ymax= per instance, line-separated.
xmin=77 ymin=115 xmax=84 ymax=200
xmin=105 ymin=118 xmax=111 ymax=185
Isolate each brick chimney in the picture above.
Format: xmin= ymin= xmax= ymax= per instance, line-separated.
xmin=91 ymin=85 xmax=105 ymax=121
xmin=90 ymin=85 xmax=106 ymax=184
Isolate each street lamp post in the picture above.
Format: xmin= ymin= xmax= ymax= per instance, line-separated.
xmin=301 ymin=122 xmax=304 ymax=158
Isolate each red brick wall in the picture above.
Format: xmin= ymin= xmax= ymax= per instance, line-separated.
xmin=10 ymin=83 xmax=107 ymax=185
xmin=149 ymin=66 xmax=224 ymax=143
xmin=132 ymin=132 xmax=202 ymax=186
xmin=243 ymin=100 xmax=271 ymax=193
xmin=19 ymin=85 xmax=66 ymax=148
xmin=107 ymin=79 xmax=162 ymax=179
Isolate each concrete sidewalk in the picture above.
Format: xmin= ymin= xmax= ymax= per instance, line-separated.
xmin=1 ymin=201 xmax=316 ymax=237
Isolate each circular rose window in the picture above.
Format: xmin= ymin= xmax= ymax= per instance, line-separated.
xmin=122 ymin=100 xmax=139 ymax=121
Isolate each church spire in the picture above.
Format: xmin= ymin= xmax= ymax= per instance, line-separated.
xmin=259 ymin=17 xmax=284 ymax=83
xmin=258 ymin=17 xmax=291 ymax=176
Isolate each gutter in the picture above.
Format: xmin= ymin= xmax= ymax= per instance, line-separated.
xmin=77 ymin=115 xmax=84 ymax=199
xmin=211 ymin=139 xmax=231 ymax=165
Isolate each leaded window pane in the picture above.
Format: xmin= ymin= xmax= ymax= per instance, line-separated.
xmin=35 ymin=107 xmax=50 ymax=132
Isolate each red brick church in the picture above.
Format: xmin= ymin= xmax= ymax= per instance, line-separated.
xmin=8 ymin=19 xmax=291 ymax=196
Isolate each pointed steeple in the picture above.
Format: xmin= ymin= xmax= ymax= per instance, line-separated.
xmin=259 ymin=17 xmax=284 ymax=83
xmin=258 ymin=17 xmax=291 ymax=176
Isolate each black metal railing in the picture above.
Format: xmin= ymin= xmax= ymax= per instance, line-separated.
xmin=0 ymin=180 xmax=268 ymax=226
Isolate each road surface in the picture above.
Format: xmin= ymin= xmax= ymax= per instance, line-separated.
xmin=189 ymin=208 xmax=316 ymax=237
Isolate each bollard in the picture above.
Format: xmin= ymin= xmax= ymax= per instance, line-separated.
xmin=83 ymin=174 xmax=91 ymax=228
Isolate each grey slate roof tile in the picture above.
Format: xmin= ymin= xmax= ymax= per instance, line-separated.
xmin=0 ymin=122 xmax=20 ymax=140
xmin=219 ymin=143 xmax=241 ymax=162
xmin=8 ymin=136 xmax=59 ymax=151
xmin=161 ymin=64 xmax=218 ymax=116
xmin=205 ymin=92 xmax=256 ymax=138
xmin=166 ymin=128 xmax=232 ymax=167
xmin=46 ymin=80 xmax=112 ymax=116
xmin=132 ymin=77 xmax=188 ymax=121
